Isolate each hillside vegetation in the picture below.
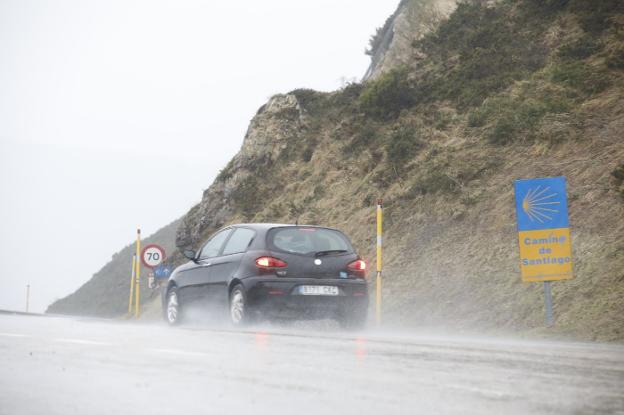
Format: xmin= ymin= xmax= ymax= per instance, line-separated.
xmin=175 ymin=0 xmax=624 ymax=341
xmin=51 ymin=0 xmax=624 ymax=341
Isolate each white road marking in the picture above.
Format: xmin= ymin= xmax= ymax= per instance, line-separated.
xmin=0 ymin=332 xmax=28 ymax=337
xmin=54 ymin=338 xmax=111 ymax=346
xmin=147 ymin=348 xmax=210 ymax=358
xmin=446 ymin=383 xmax=512 ymax=399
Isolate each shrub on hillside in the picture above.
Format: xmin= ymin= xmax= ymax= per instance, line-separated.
xmin=549 ymin=61 xmax=610 ymax=96
xmin=216 ymin=161 xmax=235 ymax=182
xmin=468 ymin=87 xmax=576 ymax=146
xmin=230 ymin=175 xmax=263 ymax=220
xmin=291 ymin=89 xmax=326 ymax=115
xmin=408 ymin=171 xmax=458 ymax=196
xmin=413 ymin=1 xmax=548 ymax=108
xmin=359 ymin=67 xmax=415 ymax=120
xmin=606 ymin=43 xmax=624 ymax=70
xmin=567 ymin=0 xmax=624 ymax=35
xmin=467 ymin=107 xmax=488 ymax=128
xmin=330 ymin=82 xmax=364 ymax=109
xmin=525 ymin=0 xmax=623 ymax=34
xmin=301 ymin=138 xmax=318 ymax=162
xmin=558 ymin=37 xmax=601 ymax=60
xmin=385 ymin=124 xmax=423 ymax=171
xmin=345 ymin=120 xmax=379 ymax=154
xmin=365 ymin=14 xmax=394 ymax=57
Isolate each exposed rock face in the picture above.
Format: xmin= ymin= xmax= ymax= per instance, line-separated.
xmin=363 ymin=0 xmax=456 ymax=80
xmin=176 ymin=94 xmax=305 ymax=248
xmin=240 ymin=94 xmax=304 ymax=161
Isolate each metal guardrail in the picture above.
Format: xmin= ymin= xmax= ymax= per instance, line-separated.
xmin=0 ymin=309 xmax=46 ymax=317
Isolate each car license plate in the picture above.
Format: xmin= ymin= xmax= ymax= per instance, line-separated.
xmin=299 ymin=285 xmax=339 ymax=296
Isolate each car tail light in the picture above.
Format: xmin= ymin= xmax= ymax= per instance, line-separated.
xmin=347 ymin=259 xmax=367 ymax=277
xmin=256 ymin=256 xmax=288 ymax=269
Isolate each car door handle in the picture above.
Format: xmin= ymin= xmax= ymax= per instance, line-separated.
xmin=200 ymin=262 xmax=212 ymax=267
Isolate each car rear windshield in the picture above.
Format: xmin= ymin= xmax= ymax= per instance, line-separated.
xmin=268 ymin=227 xmax=353 ymax=256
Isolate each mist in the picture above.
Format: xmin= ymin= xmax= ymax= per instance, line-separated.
xmin=0 ymin=0 xmax=400 ymax=312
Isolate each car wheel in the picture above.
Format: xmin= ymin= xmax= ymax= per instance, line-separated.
xmin=229 ymin=284 xmax=251 ymax=326
xmin=166 ymin=287 xmax=183 ymax=326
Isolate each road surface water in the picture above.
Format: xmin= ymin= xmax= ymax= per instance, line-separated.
xmin=0 ymin=314 xmax=623 ymax=414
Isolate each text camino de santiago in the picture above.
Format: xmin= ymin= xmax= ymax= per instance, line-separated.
xmin=522 ymin=233 xmax=571 ymax=266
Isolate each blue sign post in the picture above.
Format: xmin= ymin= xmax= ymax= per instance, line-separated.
xmin=514 ymin=176 xmax=573 ymax=326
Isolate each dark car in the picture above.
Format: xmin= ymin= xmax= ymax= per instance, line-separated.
xmin=162 ymin=223 xmax=368 ymax=328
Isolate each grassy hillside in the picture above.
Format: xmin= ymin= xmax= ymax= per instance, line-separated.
xmin=174 ymin=0 xmax=624 ymax=341
xmin=47 ymin=219 xmax=180 ymax=317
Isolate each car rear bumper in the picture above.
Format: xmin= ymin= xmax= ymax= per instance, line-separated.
xmin=242 ymin=277 xmax=368 ymax=318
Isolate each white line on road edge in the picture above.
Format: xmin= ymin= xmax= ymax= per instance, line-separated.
xmin=445 ymin=383 xmax=513 ymax=400
xmin=54 ymin=338 xmax=111 ymax=346
xmin=147 ymin=348 xmax=210 ymax=358
xmin=0 ymin=332 xmax=28 ymax=337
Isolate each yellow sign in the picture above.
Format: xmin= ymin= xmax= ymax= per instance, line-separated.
xmin=518 ymin=228 xmax=573 ymax=282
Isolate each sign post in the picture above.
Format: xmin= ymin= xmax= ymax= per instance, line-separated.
xmin=544 ymin=281 xmax=554 ymax=326
xmin=376 ymin=199 xmax=383 ymax=326
xmin=128 ymin=254 xmax=136 ymax=315
xmin=135 ymin=229 xmax=141 ymax=319
xmin=514 ymin=176 xmax=573 ymax=326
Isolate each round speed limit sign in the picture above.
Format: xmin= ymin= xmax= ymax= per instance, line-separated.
xmin=141 ymin=244 xmax=166 ymax=269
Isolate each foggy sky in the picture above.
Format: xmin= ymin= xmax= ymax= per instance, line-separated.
xmin=0 ymin=0 xmax=399 ymax=312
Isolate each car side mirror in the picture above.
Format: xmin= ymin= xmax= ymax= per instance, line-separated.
xmin=182 ymin=249 xmax=197 ymax=261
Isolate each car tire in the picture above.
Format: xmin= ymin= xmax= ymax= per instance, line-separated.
xmin=165 ymin=287 xmax=183 ymax=326
xmin=229 ymin=284 xmax=252 ymax=327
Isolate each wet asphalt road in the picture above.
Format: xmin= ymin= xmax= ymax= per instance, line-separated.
xmin=0 ymin=313 xmax=623 ymax=415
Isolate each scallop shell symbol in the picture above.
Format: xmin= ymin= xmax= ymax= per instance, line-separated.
xmin=522 ymin=185 xmax=560 ymax=223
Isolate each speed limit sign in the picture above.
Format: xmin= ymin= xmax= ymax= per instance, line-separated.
xmin=141 ymin=244 xmax=166 ymax=269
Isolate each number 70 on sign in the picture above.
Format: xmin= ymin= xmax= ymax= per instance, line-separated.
xmin=141 ymin=244 xmax=166 ymax=269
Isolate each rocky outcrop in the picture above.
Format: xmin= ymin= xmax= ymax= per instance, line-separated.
xmin=176 ymin=94 xmax=305 ymax=248
xmin=364 ymin=0 xmax=456 ymax=80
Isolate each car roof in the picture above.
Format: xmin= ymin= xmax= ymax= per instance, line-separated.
xmin=233 ymin=223 xmax=333 ymax=230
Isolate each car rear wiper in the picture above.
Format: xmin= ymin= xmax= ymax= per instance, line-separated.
xmin=314 ymin=249 xmax=348 ymax=257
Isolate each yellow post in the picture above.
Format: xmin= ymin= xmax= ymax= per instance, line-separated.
xmin=128 ymin=254 xmax=136 ymax=314
xmin=135 ymin=228 xmax=141 ymax=318
xmin=376 ymin=199 xmax=383 ymax=326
